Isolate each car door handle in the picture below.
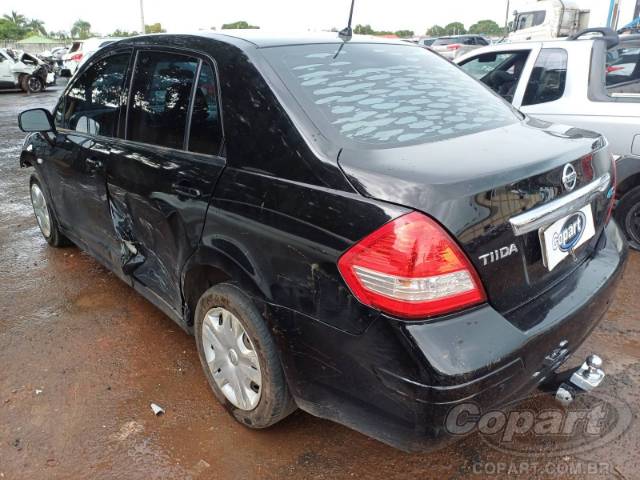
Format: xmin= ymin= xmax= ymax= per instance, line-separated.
xmin=171 ymin=183 xmax=202 ymax=199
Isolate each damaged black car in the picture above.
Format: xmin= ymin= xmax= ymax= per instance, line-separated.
xmin=18 ymin=31 xmax=627 ymax=451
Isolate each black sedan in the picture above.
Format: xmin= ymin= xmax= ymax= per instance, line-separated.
xmin=17 ymin=31 xmax=626 ymax=451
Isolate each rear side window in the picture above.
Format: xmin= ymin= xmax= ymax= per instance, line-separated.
xmin=263 ymin=43 xmax=518 ymax=147
xmin=127 ymin=51 xmax=198 ymax=150
xmin=188 ymin=63 xmax=223 ymax=156
xmin=62 ymin=52 xmax=130 ymax=136
xmin=606 ymin=45 xmax=640 ymax=95
xmin=522 ymin=48 xmax=567 ymax=106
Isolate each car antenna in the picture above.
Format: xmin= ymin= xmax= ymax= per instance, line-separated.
xmin=338 ymin=0 xmax=356 ymax=40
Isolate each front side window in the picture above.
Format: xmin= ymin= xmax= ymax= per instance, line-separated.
xmin=62 ymin=52 xmax=130 ymax=136
xmin=127 ymin=51 xmax=198 ymax=149
xmin=606 ymin=45 xmax=640 ymax=95
xmin=263 ymin=43 xmax=518 ymax=147
xmin=188 ymin=63 xmax=223 ymax=156
xmin=522 ymin=48 xmax=567 ymax=106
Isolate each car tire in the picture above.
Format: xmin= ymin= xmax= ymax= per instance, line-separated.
xmin=21 ymin=75 xmax=44 ymax=93
xmin=18 ymin=74 xmax=28 ymax=92
xmin=614 ymin=186 xmax=640 ymax=251
xmin=29 ymin=174 xmax=71 ymax=247
xmin=194 ymin=283 xmax=296 ymax=428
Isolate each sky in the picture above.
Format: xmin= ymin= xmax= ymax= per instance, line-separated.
xmin=1 ymin=0 xmax=535 ymax=37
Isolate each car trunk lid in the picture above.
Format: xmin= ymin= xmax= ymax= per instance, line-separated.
xmin=338 ymin=120 xmax=614 ymax=324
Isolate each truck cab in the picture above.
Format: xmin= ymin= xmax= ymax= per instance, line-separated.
xmin=509 ymin=0 xmax=590 ymax=41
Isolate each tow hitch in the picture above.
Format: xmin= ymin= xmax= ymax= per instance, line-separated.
xmin=542 ymin=354 xmax=605 ymax=406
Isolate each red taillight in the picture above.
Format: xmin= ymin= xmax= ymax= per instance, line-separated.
xmin=581 ymin=154 xmax=594 ymax=182
xmin=606 ymin=155 xmax=617 ymax=224
xmin=337 ymin=212 xmax=486 ymax=319
xmin=447 ymin=44 xmax=461 ymax=50
xmin=606 ymin=65 xmax=624 ymax=73
xmin=70 ymin=53 xmax=83 ymax=61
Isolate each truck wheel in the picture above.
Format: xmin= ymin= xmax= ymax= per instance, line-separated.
xmin=614 ymin=186 xmax=640 ymax=251
xmin=22 ymin=75 xmax=44 ymax=93
xmin=194 ymin=283 xmax=296 ymax=429
xmin=29 ymin=174 xmax=71 ymax=247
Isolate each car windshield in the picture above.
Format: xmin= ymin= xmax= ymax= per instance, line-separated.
xmin=263 ymin=43 xmax=518 ymax=148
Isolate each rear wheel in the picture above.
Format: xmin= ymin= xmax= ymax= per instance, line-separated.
xmin=29 ymin=175 xmax=70 ymax=247
xmin=194 ymin=283 xmax=296 ymax=428
xmin=615 ymin=186 xmax=640 ymax=251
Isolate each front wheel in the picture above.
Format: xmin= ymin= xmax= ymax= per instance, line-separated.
xmin=30 ymin=175 xmax=70 ymax=247
xmin=194 ymin=283 xmax=296 ymax=428
xmin=21 ymin=75 xmax=44 ymax=93
xmin=614 ymin=186 xmax=640 ymax=250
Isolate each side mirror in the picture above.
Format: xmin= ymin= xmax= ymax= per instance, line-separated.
xmin=18 ymin=108 xmax=56 ymax=133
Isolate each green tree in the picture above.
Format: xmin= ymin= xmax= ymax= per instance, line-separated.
xmin=110 ymin=29 xmax=139 ymax=37
xmin=0 ymin=18 xmax=25 ymax=39
xmin=221 ymin=20 xmax=259 ymax=29
xmin=394 ymin=29 xmax=414 ymax=38
xmin=354 ymin=24 xmax=375 ymax=34
xmin=145 ymin=22 xmax=165 ymax=34
xmin=2 ymin=10 xmax=26 ymax=27
xmin=26 ymin=19 xmax=47 ymax=36
xmin=51 ymin=30 xmax=70 ymax=40
xmin=426 ymin=24 xmax=446 ymax=36
xmin=444 ymin=22 xmax=466 ymax=35
xmin=71 ymin=19 xmax=92 ymax=39
xmin=468 ymin=19 xmax=504 ymax=36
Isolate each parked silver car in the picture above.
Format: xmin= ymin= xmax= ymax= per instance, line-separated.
xmin=431 ymin=35 xmax=491 ymax=59
xmin=456 ymin=29 xmax=640 ymax=249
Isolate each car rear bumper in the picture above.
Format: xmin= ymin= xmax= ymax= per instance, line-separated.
xmin=268 ymin=220 xmax=628 ymax=451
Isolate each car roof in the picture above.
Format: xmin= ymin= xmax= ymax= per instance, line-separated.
xmin=122 ymin=30 xmax=413 ymax=49
xmin=437 ymin=34 xmax=484 ymax=39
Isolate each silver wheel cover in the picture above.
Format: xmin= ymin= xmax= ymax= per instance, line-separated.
xmin=201 ymin=307 xmax=262 ymax=410
xmin=30 ymin=183 xmax=51 ymax=238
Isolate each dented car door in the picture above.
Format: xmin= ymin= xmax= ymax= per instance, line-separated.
xmin=107 ymin=48 xmax=225 ymax=313
xmin=42 ymin=50 xmax=132 ymax=271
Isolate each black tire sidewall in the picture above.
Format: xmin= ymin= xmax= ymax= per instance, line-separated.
xmin=29 ymin=173 xmax=68 ymax=247
xmin=194 ymin=283 xmax=295 ymax=429
xmin=615 ymin=186 xmax=640 ymax=250
xmin=27 ymin=76 xmax=44 ymax=93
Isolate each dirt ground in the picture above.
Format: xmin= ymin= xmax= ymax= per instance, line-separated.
xmin=0 ymin=84 xmax=638 ymax=480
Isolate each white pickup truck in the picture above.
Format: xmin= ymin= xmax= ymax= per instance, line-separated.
xmin=456 ymin=29 xmax=640 ymax=249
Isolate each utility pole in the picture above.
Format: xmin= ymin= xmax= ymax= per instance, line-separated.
xmin=504 ymin=0 xmax=511 ymax=32
xmin=139 ymin=0 xmax=145 ymax=34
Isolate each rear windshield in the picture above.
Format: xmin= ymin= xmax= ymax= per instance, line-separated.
xmin=263 ymin=43 xmax=518 ymax=147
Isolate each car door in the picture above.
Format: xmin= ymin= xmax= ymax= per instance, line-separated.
xmin=107 ymin=48 xmax=226 ymax=313
xmin=42 ymin=49 xmax=132 ymax=272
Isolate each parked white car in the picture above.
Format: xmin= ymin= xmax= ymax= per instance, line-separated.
xmin=430 ymin=35 xmax=491 ymax=60
xmin=456 ymin=29 xmax=640 ymax=249
xmin=61 ymin=38 xmax=119 ymax=77
xmin=0 ymin=48 xmax=53 ymax=93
